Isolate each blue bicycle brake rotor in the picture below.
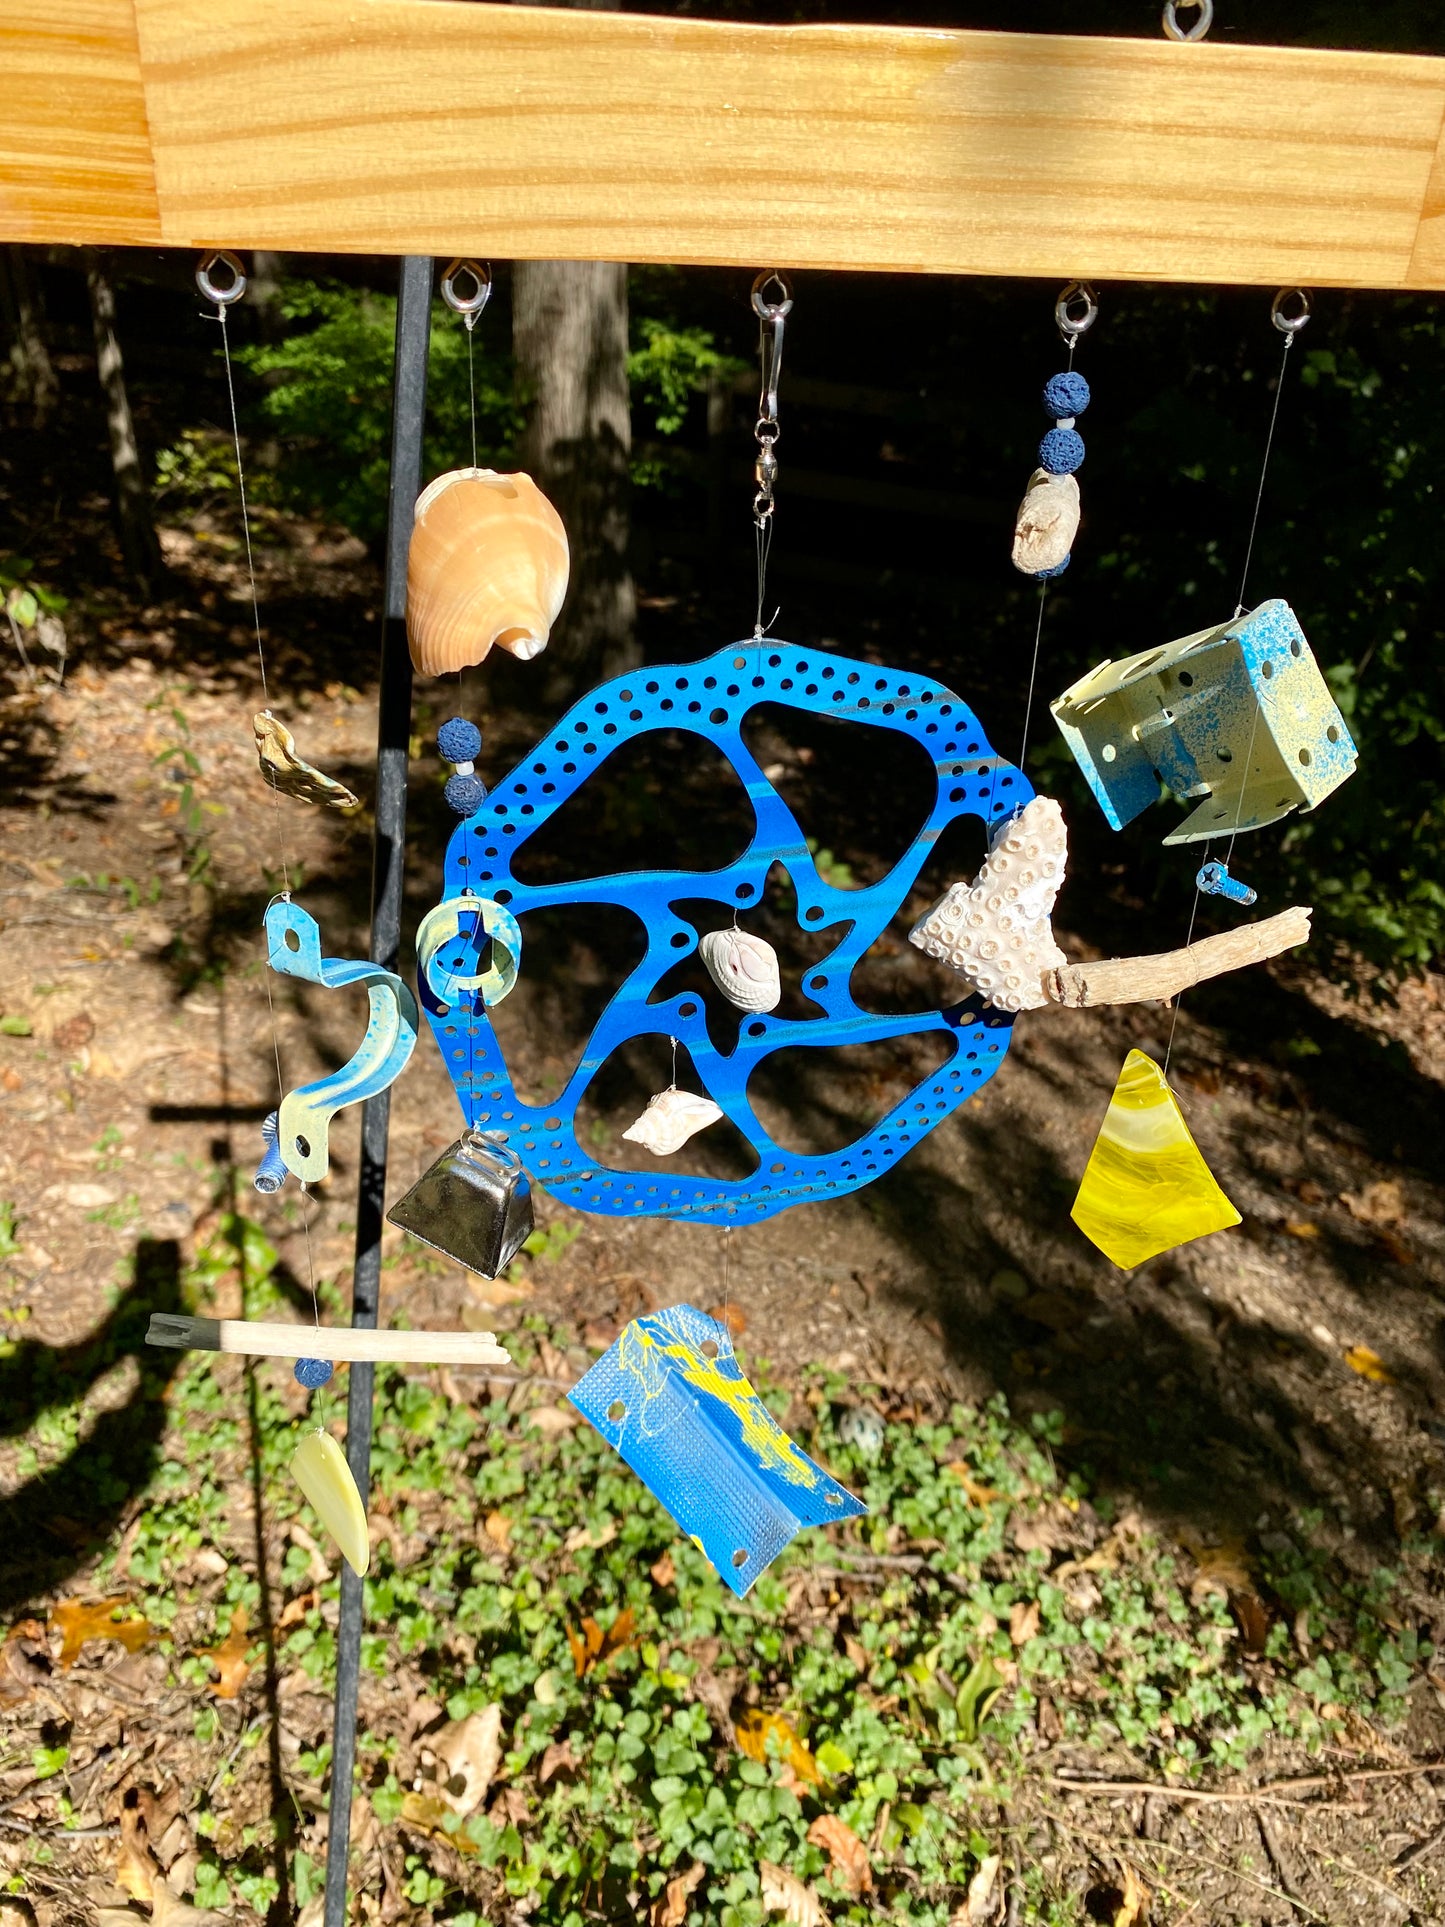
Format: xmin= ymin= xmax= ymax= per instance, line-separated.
xmin=421 ymin=640 xmax=1030 ymax=1226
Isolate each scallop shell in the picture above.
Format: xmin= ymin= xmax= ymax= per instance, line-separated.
xmin=908 ymin=795 xmax=1069 ymax=1013
xmin=622 ymin=1087 xmax=724 ymax=1157
xmin=1011 ymin=469 xmax=1080 ymax=576
xmin=699 ymin=928 xmax=782 ymax=1013
xmin=253 ymin=711 xmax=360 ymax=811
xmin=406 ymin=468 xmax=570 ymax=677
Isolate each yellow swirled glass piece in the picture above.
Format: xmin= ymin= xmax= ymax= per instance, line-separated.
xmin=1071 ymin=1049 xmax=1240 ymax=1269
xmin=290 ymin=1429 xmax=371 ymax=1577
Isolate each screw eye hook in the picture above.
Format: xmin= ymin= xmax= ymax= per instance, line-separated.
xmin=1271 ymin=287 xmax=1312 ymax=336
xmin=1055 ymin=281 xmax=1099 ymax=346
xmin=196 ymin=250 xmax=247 ymax=306
xmin=442 ymin=259 xmax=493 ymax=329
xmin=1162 ymin=0 xmax=1214 ymax=40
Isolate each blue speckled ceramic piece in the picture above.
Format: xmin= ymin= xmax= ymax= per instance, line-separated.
xmin=569 ymin=1302 xmax=865 ymax=1595
xmin=1050 ymin=600 xmax=1357 ymax=845
xmin=265 ymin=900 xmax=420 ymax=1183
xmin=419 ymin=640 xmax=1027 ymax=1226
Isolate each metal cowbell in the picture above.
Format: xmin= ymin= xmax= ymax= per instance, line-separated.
xmin=387 ymin=1129 xmax=534 ymax=1278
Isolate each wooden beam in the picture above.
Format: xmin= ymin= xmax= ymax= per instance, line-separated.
xmin=4 ymin=0 xmax=1445 ymax=287
xmin=145 ymin=1313 xmax=513 ymax=1366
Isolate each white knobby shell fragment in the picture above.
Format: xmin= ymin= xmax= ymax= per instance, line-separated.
xmin=622 ymin=1087 xmax=724 ymax=1157
xmin=1011 ymin=469 xmax=1080 ymax=576
xmin=909 ymin=795 xmax=1069 ymax=1013
xmin=698 ymin=928 xmax=782 ymax=1012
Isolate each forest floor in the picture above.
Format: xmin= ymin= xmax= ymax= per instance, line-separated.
xmin=4 ymin=466 xmax=1445 ymax=1926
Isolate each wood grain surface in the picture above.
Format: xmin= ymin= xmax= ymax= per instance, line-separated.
xmin=4 ymin=0 xmax=1445 ymax=287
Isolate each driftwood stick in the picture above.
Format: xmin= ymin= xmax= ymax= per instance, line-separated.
xmin=145 ymin=1314 xmax=512 ymax=1367
xmin=1043 ymin=906 xmax=1312 ymax=1009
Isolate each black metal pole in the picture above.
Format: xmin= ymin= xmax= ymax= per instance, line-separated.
xmin=323 ymin=254 xmax=432 ymax=1927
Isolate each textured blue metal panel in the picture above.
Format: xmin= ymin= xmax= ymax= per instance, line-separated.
xmin=568 ymin=1302 xmax=865 ymax=1595
xmin=419 ymin=640 xmax=1027 ymax=1226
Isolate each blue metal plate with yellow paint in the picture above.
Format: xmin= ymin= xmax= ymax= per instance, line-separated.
xmin=568 ymin=1303 xmax=865 ymax=1594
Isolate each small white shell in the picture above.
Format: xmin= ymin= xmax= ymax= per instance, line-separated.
xmin=1011 ymin=469 xmax=1080 ymax=576
xmin=698 ymin=929 xmax=782 ymax=1013
xmin=909 ymin=795 xmax=1069 ymax=1013
xmin=622 ymin=1087 xmax=724 ymax=1157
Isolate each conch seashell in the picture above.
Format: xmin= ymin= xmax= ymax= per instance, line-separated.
xmin=909 ymin=795 xmax=1069 ymax=1013
xmin=622 ymin=1087 xmax=724 ymax=1157
xmin=253 ymin=711 xmax=360 ymax=810
xmin=406 ymin=468 xmax=569 ymax=677
xmin=1011 ymin=469 xmax=1079 ymax=576
xmin=699 ymin=928 xmax=781 ymax=1013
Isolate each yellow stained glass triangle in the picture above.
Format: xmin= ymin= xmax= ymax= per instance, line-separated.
xmin=1071 ymin=1049 xmax=1240 ymax=1269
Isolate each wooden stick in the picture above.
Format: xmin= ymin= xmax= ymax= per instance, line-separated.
xmin=1043 ymin=906 xmax=1311 ymax=1009
xmin=145 ymin=1313 xmax=512 ymax=1367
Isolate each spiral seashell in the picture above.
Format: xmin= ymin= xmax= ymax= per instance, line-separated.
xmin=406 ymin=468 xmax=570 ymax=678
xmin=909 ymin=795 xmax=1069 ymax=1013
xmin=622 ymin=1087 xmax=724 ymax=1157
xmin=698 ymin=928 xmax=782 ymax=1013
xmin=1012 ymin=469 xmax=1080 ymax=576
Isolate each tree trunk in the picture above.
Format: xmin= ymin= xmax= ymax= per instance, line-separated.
xmin=514 ymin=257 xmax=637 ymax=699
xmin=249 ymin=249 xmax=285 ymax=341
xmin=0 ymin=246 xmax=58 ymax=428
xmin=85 ymin=254 xmax=162 ymax=594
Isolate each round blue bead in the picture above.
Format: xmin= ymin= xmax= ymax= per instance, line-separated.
xmin=294 ymin=1357 xmax=334 ymax=1389
xmin=1039 ymin=426 xmax=1085 ymax=475
xmin=1042 ymin=371 xmax=1091 ymax=419
xmin=445 ymin=772 xmax=488 ymax=816
xmin=1034 ymin=555 xmax=1072 ymax=580
xmin=437 ymin=716 xmax=483 ymax=765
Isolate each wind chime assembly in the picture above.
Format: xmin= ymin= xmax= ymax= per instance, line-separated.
xmin=146 ymin=252 xmax=1356 ymax=1596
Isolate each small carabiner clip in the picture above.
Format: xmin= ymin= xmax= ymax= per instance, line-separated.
xmin=1271 ymin=287 xmax=1312 ymax=337
xmin=441 ymin=259 xmax=493 ymax=329
xmin=1055 ymin=281 xmax=1099 ymax=345
xmin=751 ymin=270 xmax=793 ymax=423
xmin=196 ymin=250 xmax=247 ymax=307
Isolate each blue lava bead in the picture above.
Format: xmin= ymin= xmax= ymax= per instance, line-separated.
xmin=445 ymin=772 xmax=488 ymax=816
xmin=294 ymin=1357 xmax=334 ymax=1389
xmin=437 ymin=716 xmax=483 ymax=765
xmin=1039 ymin=426 xmax=1086 ymax=475
xmin=1042 ymin=371 xmax=1091 ymax=419
xmin=1034 ymin=555 xmax=1072 ymax=580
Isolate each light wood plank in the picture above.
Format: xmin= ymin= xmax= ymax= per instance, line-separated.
xmin=0 ymin=0 xmax=160 ymax=246
xmin=6 ymin=0 xmax=1445 ymax=286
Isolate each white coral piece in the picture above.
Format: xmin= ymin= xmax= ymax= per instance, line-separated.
xmin=698 ymin=928 xmax=782 ymax=1013
xmin=622 ymin=1087 xmax=724 ymax=1157
xmin=1011 ymin=469 xmax=1079 ymax=576
xmin=908 ymin=795 xmax=1069 ymax=1013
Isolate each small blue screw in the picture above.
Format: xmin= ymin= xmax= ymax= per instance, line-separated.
xmin=253 ymin=1110 xmax=288 ymax=1194
xmin=294 ymin=1357 xmax=335 ymax=1389
xmin=1197 ymin=860 xmax=1258 ymax=906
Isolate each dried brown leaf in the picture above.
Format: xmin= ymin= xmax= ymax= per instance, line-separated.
xmin=1341 ymin=1179 xmax=1405 ymax=1226
xmin=52 ymin=1597 xmax=151 ymax=1669
xmin=434 ymin=1705 xmax=503 ymax=1816
xmin=945 ymin=1465 xmax=1006 ymax=1508
xmin=483 ymin=1511 xmax=513 ymax=1551
xmin=563 ymin=1520 xmax=618 ymax=1553
xmin=277 ymin=1590 xmax=318 ymax=1631
xmin=1112 ymin=1862 xmax=1148 ymax=1927
xmin=1008 ymin=1600 xmax=1040 ymax=1647
xmin=759 ymin=1862 xmax=828 ymax=1926
xmin=537 ymin=1737 xmax=577 ymax=1786
xmin=650 ymin=1552 xmax=677 ymax=1588
xmin=650 ymin=1860 xmax=706 ymax=1927
xmin=961 ymin=1852 xmax=1001 ymax=1923
xmin=806 ymin=1815 xmax=872 ymax=1896
xmin=198 ymin=1606 xmax=251 ymax=1699
xmin=569 ymin=1607 xmax=636 ymax=1677
xmin=525 ymin=1404 xmax=578 ymax=1435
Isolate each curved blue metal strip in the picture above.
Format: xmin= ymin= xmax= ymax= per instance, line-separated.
xmin=422 ymin=640 xmax=1031 ymax=1225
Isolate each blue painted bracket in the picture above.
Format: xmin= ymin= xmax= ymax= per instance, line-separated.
xmin=421 ymin=639 xmax=1028 ymax=1226
xmin=569 ymin=1302 xmax=865 ymax=1596
xmin=265 ymin=900 xmax=420 ymax=1183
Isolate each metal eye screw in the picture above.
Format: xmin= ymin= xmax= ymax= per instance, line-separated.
xmin=1055 ymin=281 xmax=1099 ymax=343
xmin=1162 ymin=0 xmax=1214 ymax=41
xmin=1271 ymin=287 xmax=1313 ymax=335
xmin=750 ymin=269 xmax=794 ymax=323
xmin=442 ymin=259 xmax=493 ymax=327
xmin=196 ymin=250 xmax=247 ymax=306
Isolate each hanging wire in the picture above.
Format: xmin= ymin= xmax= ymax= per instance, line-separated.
xmin=1163 ymin=288 xmax=1310 ymax=1079
xmin=750 ymin=270 xmax=793 ymax=639
xmin=199 ymin=250 xmax=323 ymax=1333
xmin=441 ymin=259 xmax=492 ymax=473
